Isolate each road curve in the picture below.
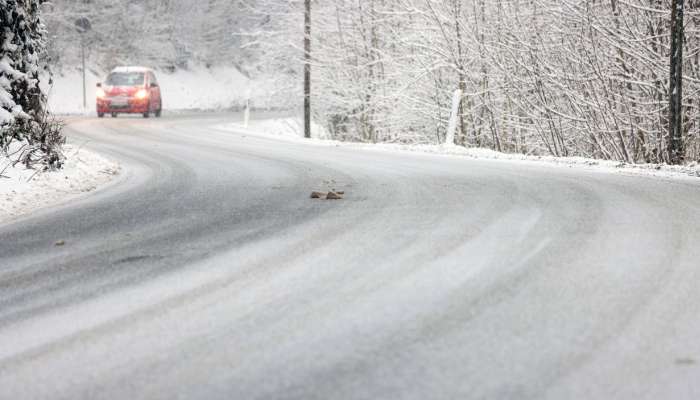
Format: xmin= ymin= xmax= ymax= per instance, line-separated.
xmin=1 ymin=114 xmax=699 ymax=399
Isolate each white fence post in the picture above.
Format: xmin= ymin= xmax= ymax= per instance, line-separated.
xmin=445 ymin=88 xmax=463 ymax=146
xmin=243 ymin=88 xmax=251 ymax=129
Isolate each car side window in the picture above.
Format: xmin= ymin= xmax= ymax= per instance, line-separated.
xmin=149 ymin=72 xmax=158 ymax=85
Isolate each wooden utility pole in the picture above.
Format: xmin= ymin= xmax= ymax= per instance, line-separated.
xmin=304 ymin=0 xmax=311 ymax=139
xmin=75 ymin=17 xmax=91 ymax=111
xmin=668 ymin=0 xmax=685 ymax=164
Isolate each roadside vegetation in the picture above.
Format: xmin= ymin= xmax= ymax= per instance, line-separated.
xmin=1 ymin=0 xmax=63 ymax=172
xmin=246 ymin=1 xmax=699 ymax=165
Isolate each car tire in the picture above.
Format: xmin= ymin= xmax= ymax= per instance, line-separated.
xmin=155 ymin=102 xmax=162 ymax=118
xmin=98 ymin=113 xmax=105 ymax=118
xmin=111 ymin=113 xmax=118 ymax=118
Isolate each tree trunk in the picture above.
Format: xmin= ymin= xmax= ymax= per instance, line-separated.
xmin=668 ymin=0 xmax=684 ymax=164
xmin=304 ymin=0 xmax=311 ymax=139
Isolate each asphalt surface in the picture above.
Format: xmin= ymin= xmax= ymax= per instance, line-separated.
xmin=1 ymin=113 xmax=700 ymax=399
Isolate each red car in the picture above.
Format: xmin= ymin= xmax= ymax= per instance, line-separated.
xmin=96 ymin=67 xmax=162 ymax=118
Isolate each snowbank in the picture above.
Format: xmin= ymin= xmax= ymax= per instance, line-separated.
xmin=0 ymin=145 xmax=120 ymax=223
xmin=44 ymin=65 xmax=268 ymax=114
xmin=356 ymin=143 xmax=700 ymax=180
xmin=218 ymin=119 xmax=700 ymax=181
xmin=220 ymin=118 xmax=331 ymax=140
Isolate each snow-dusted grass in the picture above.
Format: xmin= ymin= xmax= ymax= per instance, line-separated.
xmin=217 ymin=119 xmax=700 ymax=181
xmin=0 ymin=145 xmax=120 ymax=223
xmin=44 ymin=65 xmax=267 ymax=115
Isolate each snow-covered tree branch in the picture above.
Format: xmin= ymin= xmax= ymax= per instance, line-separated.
xmin=1 ymin=0 xmax=62 ymax=169
xmin=244 ymin=0 xmax=700 ymax=163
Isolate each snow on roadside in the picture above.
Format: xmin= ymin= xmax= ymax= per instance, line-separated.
xmin=222 ymin=117 xmax=331 ymax=140
xmin=217 ymin=119 xmax=700 ymax=181
xmin=0 ymin=145 xmax=120 ymax=223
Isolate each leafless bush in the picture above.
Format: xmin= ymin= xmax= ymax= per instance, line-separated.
xmin=1 ymin=114 xmax=65 ymax=171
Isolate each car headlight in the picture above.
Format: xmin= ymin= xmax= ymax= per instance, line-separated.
xmin=135 ymin=89 xmax=148 ymax=99
xmin=96 ymin=88 xmax=106 ymax=99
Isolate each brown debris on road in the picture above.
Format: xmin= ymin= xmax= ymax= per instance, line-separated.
xmin=310 ymin=191 xmax=345 ymax=200
xmin=325 ymin=191 xmax=343 ymax=200
xmin=310 ymin=191 xmax=326 ymax=199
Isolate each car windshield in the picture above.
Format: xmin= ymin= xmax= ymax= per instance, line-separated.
xmin=106 ymin=72 xmax=144 ymax=86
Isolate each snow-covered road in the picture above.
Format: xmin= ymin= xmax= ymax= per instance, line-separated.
xmin=1 ymin=114 xmax=699 ymax=399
